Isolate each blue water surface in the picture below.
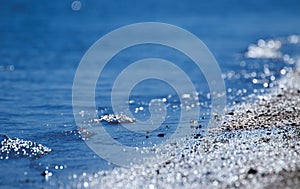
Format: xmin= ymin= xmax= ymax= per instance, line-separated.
xmin=1 ymin=0 xmax=300 ymax=188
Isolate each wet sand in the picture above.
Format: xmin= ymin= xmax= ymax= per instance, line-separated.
xmin=72 ymin=65 xmax=300 ymax=189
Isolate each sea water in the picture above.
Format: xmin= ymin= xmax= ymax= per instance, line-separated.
xmin=1 ymin=0 xmax=300 ymax=188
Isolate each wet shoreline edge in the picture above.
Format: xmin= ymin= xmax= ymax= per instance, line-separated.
xmin=85 ymin=64 xmax=300 ymax=188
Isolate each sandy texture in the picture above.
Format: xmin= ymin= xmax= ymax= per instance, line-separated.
xmin=70 ymin=65 xmax=300 ymax=189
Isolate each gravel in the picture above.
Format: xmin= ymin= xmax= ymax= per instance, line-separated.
xmin=69 ymin=65 xmax=300 ymax=189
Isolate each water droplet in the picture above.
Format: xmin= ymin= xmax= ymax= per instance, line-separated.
xmin=83 ymin=182 xmax=89 ymax=188
xmin=71 ymin=1 xmax=81 ymax=11
xmin=240 ymin=61 xmax=246 ymax=67
xmin=280 ymin=69 xmax=286 ymax=75
xmin=181 ymin=94 xmax=191 ymax=99
xmin=288 ymin=35 xmax=299 ymax=44
xmin=270 ymin=75 xmax=276 ymax=81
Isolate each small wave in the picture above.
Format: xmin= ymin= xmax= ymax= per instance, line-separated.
xmin=245 ymin=35 xmax=300 ymax=59
xmin=0 ymin=135 xmax=52 ymax=159
xmin=0 ymin=65 xmax=15 ymax=72
xmin=91 ymin=114 xmax=136 ymax=124
xmin=245 ymin=39 xmax=282 ymax=59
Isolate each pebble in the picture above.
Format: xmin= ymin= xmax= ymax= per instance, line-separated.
xmin=247 ymin=168 xmax=258 ymax=175
xmin=67 ymin=61 xmax=300 ymax=189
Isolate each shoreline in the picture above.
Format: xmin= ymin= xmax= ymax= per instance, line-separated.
xmin=71 ymin=64 xmax=300 ymax=189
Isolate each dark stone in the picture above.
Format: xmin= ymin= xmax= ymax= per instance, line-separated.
xmin=248 ymin=168 xmax=258 ymax=174
xmin=227 ymin=112 xmax=234 ymax=115
xmin=206 ymin=171 xmax=211 ymax=175
xmin=260 ymin=137 xmax=270 ymax=142
xmin=165 ymin=160 xmax=171 ymax=165
xmin=155 ymin=169 xmax=159 ymax=175
xmin=41 ymin=171 xmax=47 ymax=176
xmin=157 ymin=133 xmax=165 ymax=137
xmin=41 ymin=170 xmax=52 ymax=177
xmin=235 ymin=100 xmax=240 ymax=104
xmin=194 ymin=133 xmax=201 ymax=139
xmin=145 ymin=135 xmax=149 ymax=139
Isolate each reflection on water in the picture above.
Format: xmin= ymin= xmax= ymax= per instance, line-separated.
xmin=1 ymin=0 xmax=300 ymax=188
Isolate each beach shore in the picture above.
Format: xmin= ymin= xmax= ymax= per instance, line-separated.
xmin=72 ymin=64 xmax=300 ymax=189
